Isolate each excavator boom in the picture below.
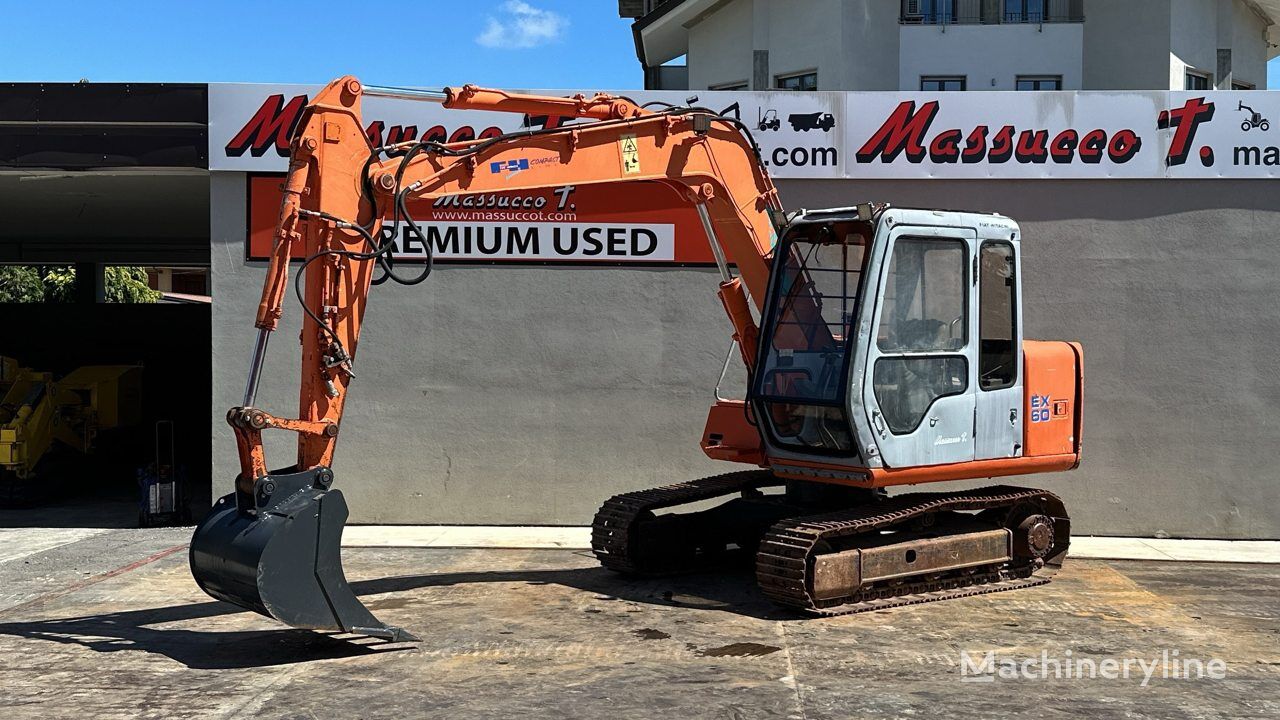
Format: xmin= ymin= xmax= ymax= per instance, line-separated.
xmin=191 ymin=77 xmax=787 ymax=639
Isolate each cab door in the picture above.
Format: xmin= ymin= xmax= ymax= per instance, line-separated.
xmin=862 ymin=224 xmax=977 ymax=468
xmin=973 ymin=240 xmax=1024 ymax=459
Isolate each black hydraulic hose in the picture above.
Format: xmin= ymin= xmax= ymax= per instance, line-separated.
xmin=292 ymin=211 xmax=389 ymax=350
xmin=295 ymin=102 xmax=770 ymax=356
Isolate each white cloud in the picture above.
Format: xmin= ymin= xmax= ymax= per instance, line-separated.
xmin=476 ymin=1 xmax=568 ymax=49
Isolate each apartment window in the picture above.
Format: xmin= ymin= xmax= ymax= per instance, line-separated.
xmin=1016 ymin=75 xmax=1062 ymax=91
xmin=901 ymin=0 xmax=1079 ymax=24
xmin=1004 ymin=0 xmax=1045 ymax=22
xmin=776 ymin=71 xmax=818 ymax=91
xmin=1233 ymin=81 xmax=1255 ymax=90
xmin=710 ymin=81 xmax=748 ymax=91
xmin=922 ymin=0 xmax=957 ymax=23
xmin=921 ymin=76 xmax=966 ymax=91
xmin=1185 ymin=70 xmax=1212 ymax=91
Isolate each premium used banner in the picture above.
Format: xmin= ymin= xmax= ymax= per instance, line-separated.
xmin=244 ymin=175 xmax=713 ymax=264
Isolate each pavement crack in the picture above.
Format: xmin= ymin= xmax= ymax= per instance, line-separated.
xmin=776 ymin=622 xmax=808 ymax=720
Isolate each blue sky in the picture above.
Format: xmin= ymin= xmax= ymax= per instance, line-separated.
xmin=0 ymin=1 xmax=642 ymax=88
xmin=2 ymin=1 xmax=1278 ymax=89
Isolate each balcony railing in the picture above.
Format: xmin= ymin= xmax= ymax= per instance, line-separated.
xmin=900 ymin=0 xmax=1083 ymax=25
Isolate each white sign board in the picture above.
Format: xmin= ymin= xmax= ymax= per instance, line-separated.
xmin=208 ymin=83 xmax=1280 ymax=179
xmin=207 ymin=83 xmax=843 ymax=179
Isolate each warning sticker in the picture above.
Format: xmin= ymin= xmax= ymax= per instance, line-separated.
xmin=619 ymin=134 xmax=640 ymax=174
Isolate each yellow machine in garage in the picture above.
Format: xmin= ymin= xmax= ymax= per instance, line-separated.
xmin=0 ymin=356 xmax=141 ymax=502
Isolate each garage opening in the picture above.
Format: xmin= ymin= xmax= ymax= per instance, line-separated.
xmin=0 ymin=83 xmax=212 ymax=528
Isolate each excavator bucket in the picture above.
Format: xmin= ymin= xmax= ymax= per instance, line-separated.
xmin=189 ymin=467 xmax=416 ymax=641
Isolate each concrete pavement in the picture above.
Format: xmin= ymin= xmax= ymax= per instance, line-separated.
xmin=0 ymin=525 xmax=1277 ymax=719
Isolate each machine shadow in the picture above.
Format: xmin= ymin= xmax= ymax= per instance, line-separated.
xmin=0 ymin=560 xmax=792 ymax=669
xmin=350 ymin=556 xmax=796 ymax=621
xmin=0 ymin=599 xmax=410 ymax=670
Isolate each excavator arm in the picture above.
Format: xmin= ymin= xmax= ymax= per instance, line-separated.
xmin=231 ymin=77 xmax=783 ymax=486
xmin=192 ymin=76 xmax=787 ymax=639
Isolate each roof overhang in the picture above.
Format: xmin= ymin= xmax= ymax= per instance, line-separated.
xmin=1245 ymin=1 xmax=1280 ymax=59
xmin=631 ymin=0 xmax=722 ymax=67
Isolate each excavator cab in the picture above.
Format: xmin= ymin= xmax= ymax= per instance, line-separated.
xmin=752 ymin=205 xmax=1037 ymax=474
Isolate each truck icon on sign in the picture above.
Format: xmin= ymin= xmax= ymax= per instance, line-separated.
xmin=788 ymin=112 xmax=836 ymax=132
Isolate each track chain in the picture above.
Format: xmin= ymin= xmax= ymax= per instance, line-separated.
xmin=755 ymin=485 xmax=1068 ymax=615
xmin=591 ymin=470 xmax=782 ymax=574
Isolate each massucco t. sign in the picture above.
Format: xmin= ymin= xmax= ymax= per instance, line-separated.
xmin=854 ymin=99 xmax=1142 ymax=168
xmin=210 ymin=84 xmax=1280 ymax=264
xmin=210 ymin=84 xmax=1280 ymax=181
xmin=844 ymin=92 xmax=1266 ymax=179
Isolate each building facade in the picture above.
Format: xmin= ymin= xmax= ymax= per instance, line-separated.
xmin=195 ymin=81 xmax=1280 ymax=540
xmin=622 ymin=0 xmax=1280 ymax=91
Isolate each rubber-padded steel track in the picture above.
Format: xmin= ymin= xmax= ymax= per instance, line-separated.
xmin=755 ymin=485 xmax=1069 ymax=616
xmin=591 ymin=470 xmax=783 ymax=574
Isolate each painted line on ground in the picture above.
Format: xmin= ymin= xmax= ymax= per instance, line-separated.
xmin=0 ymin=543 xmax=188 ymax=618
xmin=341 ymin=526 xmax=1280 ymax=563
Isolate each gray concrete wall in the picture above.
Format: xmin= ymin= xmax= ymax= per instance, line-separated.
xmin=1226 ymin=0 xmax=1269 ymax=88
xmin=840 ymin=0 xmax=901 ymax=91
xmin=212 ymin=172 xmax=1280 ymax=538
xmin=1083 ymin=0 xmax=1172 ymax=90
xmin=899 ymin=22 xmax=1085 ymax=91
xmin=687 ymin=0 xmax=754 ymax=90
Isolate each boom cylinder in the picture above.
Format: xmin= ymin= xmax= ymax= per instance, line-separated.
xmin=242 ymin=329 xmax=270 ymax=407
xmin=362 ymin=85 xmax=449 ymax=103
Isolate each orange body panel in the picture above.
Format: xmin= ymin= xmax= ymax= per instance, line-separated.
xmin=766 ymin=342 xmax=1084 ymax=490
xmin=770 ymin=454 xmax=1079 ymax=489
xmin=701 ymin=400 xmax=766 ymax=465
xmin=1023 ymin=340 xmax=1083 ymax=458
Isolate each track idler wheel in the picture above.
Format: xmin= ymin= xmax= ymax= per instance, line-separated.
xmin=1014 ymin=514 xmax=1056 ymax=559
xmin=189 ymin=466 xmax=416 ymax=641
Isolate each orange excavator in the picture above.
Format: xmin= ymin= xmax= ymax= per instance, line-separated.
xmin=190 ymin=77 xmax=1082 ymax=640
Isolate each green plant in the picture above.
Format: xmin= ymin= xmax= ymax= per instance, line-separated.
xmin=0 ymin=266 xmax=45 ymax=303
xmin=0 ymin=265 xmax=162 ymax=303
xmin=104 ymin=267 xmax=162 ymax=304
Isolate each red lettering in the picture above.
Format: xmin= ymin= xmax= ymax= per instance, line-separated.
xmin=1049 ymin=129 xmax=1078 ymax=164
xmin=1078 ymin=129 xmax=1107 ymax=164
xmin=855 ymin=101 xmax=939 ymax=163
xmin=225 ymin=94 xmax=307 ymax=158
xmin=449 ymin=126 xmax=476 ymax=143
xmin=989 ymin=126 xmax=1015 ymax=163
xmin=1108 ymin=129 xmax=1142 ymax=163
xmin=1158 ymin=97 xmax=1214 ymax=166
xmin=961 ymin=126 xmax=988 ymax=164
xmin=928 ymin=129 xmax=963 ymax=163
xmin=1014 ymin=130 xmax=1049 ymax=164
